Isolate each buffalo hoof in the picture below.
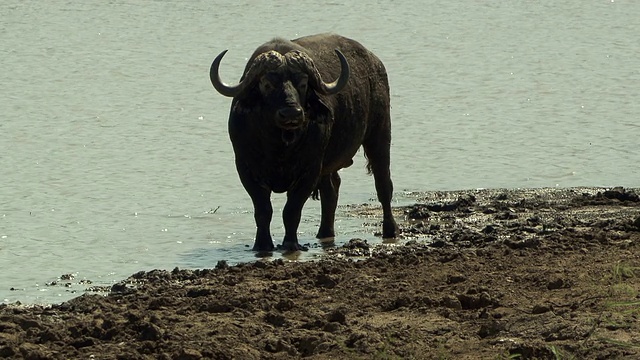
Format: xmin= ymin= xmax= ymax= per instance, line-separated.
xmin=277 ymin=241 xmax=309 ymax=252
xmin=382 ymin=219 xmax=399 ymax=238
xmin=252 ymin=242 xmax=275 ymax=252
xmin=316 ymin=228 xmax=335 ymax=239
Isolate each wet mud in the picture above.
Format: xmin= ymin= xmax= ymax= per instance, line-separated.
xmin=2 ymin=187 xmax=640 ymax=359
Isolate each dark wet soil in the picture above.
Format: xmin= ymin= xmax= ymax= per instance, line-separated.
xmin=2 ymin=187 xmax=640 ymax=359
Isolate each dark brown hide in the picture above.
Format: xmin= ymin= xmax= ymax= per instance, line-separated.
xmin=210 ymin=33 xmax=398 ymax=251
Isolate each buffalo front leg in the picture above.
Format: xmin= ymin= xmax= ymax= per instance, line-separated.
xmin=281 ymin=186 xmax=315 ymax=251
xmin=250 ymin=189 xmax=274 ymax=251
xmin=237 ymin=166 xmax=274 ymax=251
xmin=316 ymin=172 xmax=341 ymax=239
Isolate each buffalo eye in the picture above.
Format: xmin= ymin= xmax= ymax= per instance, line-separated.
xmin=259 ymin=75 xmax=276 ymax=94
xmin=296 ymin=75 xmax=309 ymax=95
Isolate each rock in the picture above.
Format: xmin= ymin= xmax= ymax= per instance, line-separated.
xmin=478 ymin=320 xmax=505 ymax=338
xmin=532 ymin=304 xmax=553 ymax=314
xmin=264 ymin=312 xmax=287 ymax=327
xmin=547 ymin=278 xmax=568 ymax=290
xmin=603 ymin=187 xmax=639 ymax=202
xmin=457 ymin=292 xmax=495 ymax=310
xmin=139 ymin=322 xmax=164 ymax=341
xmin=426 ymin=194 xmax=476 ymax=212
xmin=19 ymin=343 xmax=51 ymax=360
xmin=173 ymin=348 xmax=202 ymax=360
xmin=447 ymin=274 xmax=467 ymax=284
xmin=327 ymin=308 xmax=347 ymax=324
xmin=322 ymin=321 xmax=342 ymax=333
xmin=315 ymin=274 xmax=338 ymax=288
xmin=496 ymin=211 xmax=518 ymax=220
xmin=344 ymin=238 xmax=370 ymax=250
xmin=406 ymin=204 xmax=430 ymax=219
xmin=442 ymin=295 xmax=462 ymax=310
xmin=215 ymin=260 xmax=229 ymax=269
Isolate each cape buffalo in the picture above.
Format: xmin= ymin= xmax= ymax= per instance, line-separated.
xmin=210 ymin=33 xmax=398 ymax=251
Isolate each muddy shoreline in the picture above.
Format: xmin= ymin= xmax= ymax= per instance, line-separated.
xmin=2 ymin=187 xmax=640 ymax=359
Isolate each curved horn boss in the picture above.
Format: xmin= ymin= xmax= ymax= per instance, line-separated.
xmin=284 ymin=49 xmax=350 ymax=95
xmin=210 ymin=50 xmax=287 ymax=97
xmin=210 ymin=48 xmax=349 ymax=97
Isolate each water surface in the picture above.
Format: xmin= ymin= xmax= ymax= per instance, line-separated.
xmin=1 ymin=0 xmax=638 ymax=304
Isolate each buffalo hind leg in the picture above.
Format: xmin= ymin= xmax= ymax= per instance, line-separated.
xmin=363 ymin=138 xmax=399 ymax=238
xmin=316 ymin=172 xmax=341 ymax=239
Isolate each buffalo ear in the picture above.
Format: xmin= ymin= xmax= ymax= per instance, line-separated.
xmin=307 ymin=90 xmax=333 ymax=124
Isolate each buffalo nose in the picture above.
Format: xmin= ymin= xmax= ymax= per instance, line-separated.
xmin=277 ymin=107 xmax=303 ymax=120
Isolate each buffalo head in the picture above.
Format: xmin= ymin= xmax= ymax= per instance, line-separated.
xmin=210 ymin=49 xmax=350 ymax=131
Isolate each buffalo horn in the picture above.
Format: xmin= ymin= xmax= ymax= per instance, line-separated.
xmin=318 ymin=49 xmax=350 ymax=95
xmin=210 ymin=50 xmax=243 ymax=97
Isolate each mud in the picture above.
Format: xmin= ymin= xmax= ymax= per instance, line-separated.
xmin=1 ymin=187 xmax=640 ymax=359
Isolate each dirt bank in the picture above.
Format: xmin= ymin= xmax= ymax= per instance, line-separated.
xmin=2 ymin=187 xmax=640 ymax=359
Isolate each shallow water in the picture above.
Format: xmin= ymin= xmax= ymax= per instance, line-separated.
xmin=1 ymin=0 xmax=638 ymax=304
